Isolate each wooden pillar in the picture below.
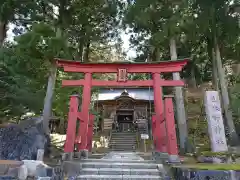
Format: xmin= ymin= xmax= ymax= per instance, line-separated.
xmin=87 ymin=114 xmax=95 ymax=151
xmin=78 ymin=73 xmax=92 ymax=151
xmin=151 ymin=115 xmax=158 ymax=150
xmin=164 ymin=96 xmax=179 ymax=161
xmin=159 ymin=120 xmax=168 ymax=153
xmin=152 ymin=73 xmax=167 ymax=153
xmin=64 ymin=95 xmax=79 ymax=152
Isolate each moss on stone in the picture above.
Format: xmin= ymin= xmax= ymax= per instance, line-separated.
xmin=173 ymin=163 xmax=240 ymax=170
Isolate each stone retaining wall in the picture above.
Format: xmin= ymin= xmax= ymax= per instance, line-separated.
xmin=172 ymin=168 xmax=240 ymax=180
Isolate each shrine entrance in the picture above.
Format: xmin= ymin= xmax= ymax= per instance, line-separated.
xmin=56 ymin=58 xmax=188 ymax=158
xmin=115 ymin=90 xmax=135 ymax=132
xmin=116 ymin=110 xmax=134 ymax=132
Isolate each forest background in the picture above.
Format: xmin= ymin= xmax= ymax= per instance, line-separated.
xmin=0 ymin=0 xmax=240 ymax=147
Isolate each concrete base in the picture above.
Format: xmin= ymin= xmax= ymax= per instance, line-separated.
xmin=152 ymin=151 xmax=169 ymax=163
xmin=63 ymin=161 xmax=82 ymax=177
xmin=160 ymin=152 xmax=169 ymax=162
xmin=79 ymin=149 xmax=89 ymax=159
xmin=167 ymin=154 xmax=181 ymax=164
xmin=62 ymin=152 xmax=73 ymax=161
xmin=74 ymin=151 xmax=81 ymax=159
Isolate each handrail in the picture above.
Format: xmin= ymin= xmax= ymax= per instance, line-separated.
xmin=136 ymin=129 xmax=140 ymax=150
xmin=109 ymin=129 xmax=113 ymax=150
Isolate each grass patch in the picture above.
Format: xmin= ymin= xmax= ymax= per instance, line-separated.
xmin=173 ymin=163 xmax=240 ymax=171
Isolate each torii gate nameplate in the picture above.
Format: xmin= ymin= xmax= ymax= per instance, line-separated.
xmin=117 ymin=68 xmax=127 ymax=82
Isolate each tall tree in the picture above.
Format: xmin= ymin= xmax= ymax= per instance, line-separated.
xmin=0 ymin=0 xmax=42 ymax=46
xmin=191 ymin=0 xmax=240 ymax=144
xmin=40 ymin=0 xmax=120 ymax=134
xmin=124 ymin=0 xmax=191 ymax=152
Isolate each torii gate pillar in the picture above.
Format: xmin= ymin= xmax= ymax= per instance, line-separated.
xmin=164 ymin=96 xmax=180 ymax=162
xmin=78 ymin=73 xmax=92 ymax=151
xmin=152 ymin=73 xmax=168 ymax=155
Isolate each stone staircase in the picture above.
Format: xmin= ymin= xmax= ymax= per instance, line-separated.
xmin=74 ymin=152 xmax=165 ymax=179
xmin=109 ymin=132 xmax=137 ymax=151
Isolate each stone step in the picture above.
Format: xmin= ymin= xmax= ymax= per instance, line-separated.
xmin=79 ymin=168 xmax=160 ymax=176
xmin=111 ymin=135 xmax=136 ymax=136
xmin=110 ymin=142 xmax=136 ymax=144
xmin=77 ymin=174 xmax=162 ymax=179
xmin=111 ymin=134 xmax=136 ymax=136
xmin=109 ymin=145 xmax=136 ymax=147
xmin=109 ymin=150 xmax=137 ymax=152
xmin=110 ymin=143 xmax=136 ymax=145
xmin=110 ymin=137 xmax=136 ymax=142
xmin=109 ymin=149 xmax=136 ymax=152
xmin=79 ymin=159 xmax=156 ymax=164
xmin=112 ymin=132 xmax=136 ymax=134
xmin=110 ymin=145 xmax=135 ymax=147
xmin=109 ymin=142 xmax=136 ymax=144
xmin=81 ymin=161 xmax=158 ymax=169
xmin=111 ymin=135 xmax=136 ymax=137
xmin=110 ymin=139 xmax=136 ymax=142
xmin=110 ymin=140 xmax=136 ymax=142
xmin=109 ymin=146 xmax=136 ymax=150
xmin=110 ymin=142 xmax=136 ymax=143
xmin=88 ymin=154 xmax=107 ymax=159
xmin=109 ymin=143 xmax=136 ymax=145
xmin=109 ymin=146 xmax=136 ymax=149
xmin=63 ymin=160 xmax=162 ymax=175
xmin=111 ymin=136 xmax=136 ymax=138
xmin=111 ymin=137 xmax=135 ymax=138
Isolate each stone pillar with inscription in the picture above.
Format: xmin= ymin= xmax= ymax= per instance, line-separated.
xmin=204 ymin=91 xmax=228 ymax=153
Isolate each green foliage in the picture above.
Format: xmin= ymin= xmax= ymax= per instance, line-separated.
xmin=0 ymin=0 xmax=239 ymax=137
xmin=200 ymin=151 xmax=240 ymax=157
xmin=0 ymin=0 xmax=122 ymax=123
xmin=173 ymin=164 xmax=240 ymax=171
xmin=0 ymin=46 xmax=45 ymax=118
xmin=230 ymin=76 xmax=240 ymax=124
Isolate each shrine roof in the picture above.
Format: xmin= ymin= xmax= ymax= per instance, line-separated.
xmin=94 ymin=88 xmax=154 ymax=101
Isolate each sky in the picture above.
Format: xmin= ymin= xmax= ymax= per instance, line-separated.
xmin=7 ymin=24 xmax=137 ymax=58
xmin=120 ymin=31 xmax=136 ymax=58
xmin=6 ymin=24 xmax=15 ymax=42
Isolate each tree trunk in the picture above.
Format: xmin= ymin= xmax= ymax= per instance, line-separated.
xmin=0 ymin=21 xmax=7 ymax=47
xmin=207 ymin=37 xmax=219 ymax=90
xmin=189 ymin=67 xmax=197 ymax=88
xmin=83 ymin=40 xmax=90 ymax=62
xmin=152 ymin=47 xmax=160 ymax=62
xmin=77 ymin=40 xmax=84 ymax=61
xmin=170 ymin=37 xmax=188 ymax=153
xmin=42 ymin=28 xmax=61 ymax=135
xmin=42 ymin=62 xmax=57 ymax=135
xmin=212 ymin=48 xmax=219 ymax=90
xmin=215 ymin=41 xmax=239 ymax=145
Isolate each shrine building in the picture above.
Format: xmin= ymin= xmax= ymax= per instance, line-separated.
xmin=94 ymin=88 xmax=154 ymax=134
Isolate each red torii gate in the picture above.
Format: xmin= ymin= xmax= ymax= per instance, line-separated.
xmin=56 ymin=59 xmax=188 ymax=158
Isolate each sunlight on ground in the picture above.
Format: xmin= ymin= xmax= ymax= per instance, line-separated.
xmin=50 ymin=133 xmax=109 ymax=149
